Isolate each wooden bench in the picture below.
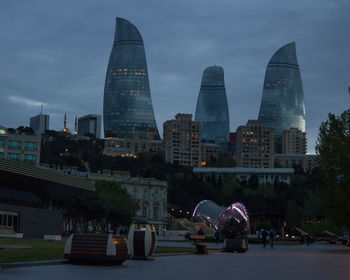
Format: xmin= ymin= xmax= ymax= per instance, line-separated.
xmin=0 ymin=226 xmax=15 ymax=235
xmin=188 ymin=234 xmax=208 ymax=254
xmin=64 ymin=234 xmax=128 ymax=265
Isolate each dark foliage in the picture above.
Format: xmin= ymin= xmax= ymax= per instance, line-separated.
xmin=316 ymin=109 xmax=350 ymax=228
xmin=62 ymin=180 xmax=138 ymax=233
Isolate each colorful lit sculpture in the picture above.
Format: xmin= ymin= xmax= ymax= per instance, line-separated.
xmin=192 ymin=200 xmax=249 ymax=233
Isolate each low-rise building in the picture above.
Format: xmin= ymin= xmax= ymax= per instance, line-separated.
xmin=0 ymin=126 xmax=41 ymax=166
xmin=43 ymin=165 xmax=168 ymax=234
xmin=275 ymin=154 xmax=319 ymax=173
xmin=193 ymin=167 xmax=294 ymax=185
xmin=103 ymin=137 xmax=162 ymax=157
xmin=87 ymin=173 xmax=167 ymax=234
xmin=0 ymin=158 xmax=94 ymax=238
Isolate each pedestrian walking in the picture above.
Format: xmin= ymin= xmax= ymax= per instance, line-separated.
xmin=306 ymin=233 xmax=311 ymax=246
xmin=261 ymin=229 xmax=268 ymax=248
xmin=268 ymin=228 xmax=275 ymax=249
xmin=215 ymin=230 xmax=220 ymax=245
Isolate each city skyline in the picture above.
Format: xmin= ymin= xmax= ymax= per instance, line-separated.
xmin=1 ymin=1 xmax=349 ymax=153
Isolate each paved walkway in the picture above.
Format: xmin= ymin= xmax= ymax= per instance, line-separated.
xmin=158 ymin=240 xmax=224 ymax=249
xmin=1 ymin=245 xmax=349 ymax=280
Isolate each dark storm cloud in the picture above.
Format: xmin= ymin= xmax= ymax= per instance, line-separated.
xmin=0 ymin=0 xmax=349 ymax=153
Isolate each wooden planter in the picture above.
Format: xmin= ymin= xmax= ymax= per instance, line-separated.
xmin=128 ymin=223 xmax=157 ymax=260
xmin=223 ymin=238 xmax=249 ymax=253
xmin=64 ymin=233 xmax=128 ymax=265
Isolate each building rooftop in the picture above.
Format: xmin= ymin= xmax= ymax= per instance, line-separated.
xmin=0 ymin=158 xmax=95 ymax=199
xmin=193 ymin=167 xmax=294 ymax=174
xmin=276 ymin=154 xmax=318 ymax=157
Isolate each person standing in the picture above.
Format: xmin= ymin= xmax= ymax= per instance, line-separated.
xmin=306 ymin=233 xmax=311 ymax=245
xmin=261 ymin=229 xmax=268 ymax=248
xmin=215 ymin=230 xmax=220 ymax=245
xmin=268 ymin=228 xmax=275 ymax=249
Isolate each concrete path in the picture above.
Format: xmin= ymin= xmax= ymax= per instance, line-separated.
xmin=1 ymin=245 xmax=349 ymax=280
xmin=158 ymin=240 xmax=223 ymax=249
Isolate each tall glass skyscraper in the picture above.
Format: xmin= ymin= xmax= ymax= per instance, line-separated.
xmin=103 ymin=17 xmax=160 ymax=140
xmin=258 ymin=42 xmax=305 ymax=137
xmin=195 ymin=66 xmax=230 ymax=142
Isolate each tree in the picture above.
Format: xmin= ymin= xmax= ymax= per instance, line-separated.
xmin=94 ymin=180 xmax=139 ymax=229
xmin=316 ymin=109 xmax=350 ymax=228
xmin=222 ymin=175 xmax=237 ymax=197
xmin=247 ymin=175 xmax=259 ymax=190
xmin=63 ymin=180 xmax=139 ymax=233
xmin=7 ymin=128 xmax=16 ymax=134
xmin=317 ymin=110 xmax=350 ymax=183
xmin=285 ymin=200 xmax=300 ymax=228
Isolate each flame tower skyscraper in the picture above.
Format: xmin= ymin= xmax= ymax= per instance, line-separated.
xmin=195 ymin=66 xmax=230 ymax=142
xmin=258 ymin=42 xmax=305 ymax=137
xmin=103 ymin=17 xmax=160 ymax=140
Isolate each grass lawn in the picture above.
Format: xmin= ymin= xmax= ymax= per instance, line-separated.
xmin=0 ymin=238 xmax=65 ymax=263
xmin=0 ymin=238 xmax=211 ymax=263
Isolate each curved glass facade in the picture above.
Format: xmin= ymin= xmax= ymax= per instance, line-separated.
xmin=195 ymin=66 xmax=229 ymax=142
xmin=192 ymin=200 xmax=249 ymax=232
xmin=258 ymin=42 xmax=305 ymax=136
xmin=103 ymin=18 xmax=160 ymax=140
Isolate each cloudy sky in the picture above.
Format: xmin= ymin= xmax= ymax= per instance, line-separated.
xmin=1 ymin=0 xmax=349 ymax=153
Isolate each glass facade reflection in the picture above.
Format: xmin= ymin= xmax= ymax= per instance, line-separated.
xmin=258 ymin=42 xmax=305 ymax=137
xmin=195 ymin=66 xmax=229 ymax=142
xmin=103 ymin=18 xmax=160 ymax=140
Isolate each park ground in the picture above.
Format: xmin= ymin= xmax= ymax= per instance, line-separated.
xmin=0 ymin=238 xmax=300 ymax=263
xmin=1 ymin=243 xmax=350 ymax=280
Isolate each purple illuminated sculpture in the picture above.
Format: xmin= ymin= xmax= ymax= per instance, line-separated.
xmin=192 ymin=200 xmax=250 ymax=233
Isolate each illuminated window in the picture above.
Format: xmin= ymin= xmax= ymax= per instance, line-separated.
xmin=24 ymin=154 xmax=36 ymax=164
xmin=8 ymin=140 xmax=21 ymax=150
xmin=8 ymin=153 xmax=20 ymax=160
xmin=25 ymin=142 xmax=37 ymax=151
